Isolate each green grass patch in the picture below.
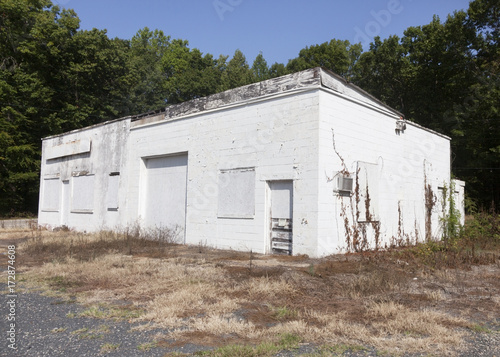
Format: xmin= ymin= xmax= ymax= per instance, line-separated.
xmin=300 ymin=344 xmax=367 ymax=356
xmin=469 ymin=323 xmax=493 ymax=334
xmin=71 ymin=325 xmax=109 ymax=340
xmin=100 ymin=343 xmax=120 ymax=353
xmin=47 ymin=275 xmax=81 ymax=292
xmin=269 ymin=305 xmax=298 ymax=321
xmin=194 ymin=333 xmax=301 ymax=357
xmin=137 ymin=341 xmax=158 ymax=351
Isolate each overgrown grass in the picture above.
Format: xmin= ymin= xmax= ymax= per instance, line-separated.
xmin=341 ymin=268 xmax=406 ymax=298
xmin=461 ymin=211 xmax=500 ymax=250
xmin=9 ymin=214 xmax=500 ymax=356
xmin=391 ymin=212 xmax=500 ymax=270
xmin=19 ymin=225 xmax=181 ymax=265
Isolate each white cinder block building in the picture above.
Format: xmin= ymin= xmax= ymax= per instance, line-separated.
xmin=38 ymin=68 xmax=463 ymax=257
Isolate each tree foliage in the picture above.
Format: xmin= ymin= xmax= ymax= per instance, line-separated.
xmin=220 ymin=49 xmax=253 ymax=90
xmin=127 ymin=27 xmax=171 ymax=113
xmin=0 ymin=0 xmax=133 ymax=214
xmin=351 ymin=2 xmax=499 ymax=210
xmin=286 ymin=39 xmax=362 ymax=80
xmin=0 ymin=0 xmax=498 ymax=215
xmin=251 ymin=52 xmax=270 ymax=82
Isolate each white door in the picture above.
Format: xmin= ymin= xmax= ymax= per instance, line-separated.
xmin=269 ymin=181 xmax=293 ymax=255
xmin=60 ymin=180 xmax=70 ymax=226
xmin=143 ymin=154 xmax=188 ymax=238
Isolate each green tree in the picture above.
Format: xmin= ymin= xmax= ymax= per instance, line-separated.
xmin=352 ymin=35 xmax=411 ymax=113
xmin=0 ymin=0 xmax=130 ymax=215
xmin=61 ymin=29 xmax=131 ymax=129
xmin=269 ymin=62 xmax=288 ymax=78
xmin=400 ymin=10 xmax=499 ymax=209
xmin=161 ymin=39 xmax=223 ymax=104
xmin=127 ymin=27 xmax=171 ymax=113
xmin=220 ymin=49 xmax=252 ymax=91
xmin=251 ymin=52 xmax=270 ymax=82
xmin=401 ymin=13 xmax=478 ymax=131
xmin=467 ymin=0 xmax=499 ymax=52
xmin=349 ymin=1 xmax=499 ymax=209
xmin=286 ymin=39 xmax=362 ymax=80
xmin=1 ymin=0 xmax=497 ymax=216
xmin=0 ymin=0 xmax=78 ymax=214
xmin=453 ymin=0 xmax=500 ymax=208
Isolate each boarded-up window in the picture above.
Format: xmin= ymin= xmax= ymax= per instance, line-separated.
xmin=218 ymin=168 xmax=255 ymax=218
xmin=107 ymin=173 xmax=120 ymax=211
xmin=356 ymin=162 xmax=379 ymax=222
xmin=72 ymin=175 xmax=95 ymax=213
xmin=42 ymin=178 xmax=60 ymax=212
xmin=270 ymin=181 xmax=293 ymax=219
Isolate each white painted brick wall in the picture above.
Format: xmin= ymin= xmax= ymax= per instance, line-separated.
xmin=126 ymin=91 xmax=320 ymax=255
xmin=317 ymin=90 xmax=450 ymax=255
xmin=38 ymin=119 xmax=131 ymax=231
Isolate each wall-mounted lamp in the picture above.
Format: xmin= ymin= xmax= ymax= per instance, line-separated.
xmin=395 ymin=116 xmax=406 ymax=134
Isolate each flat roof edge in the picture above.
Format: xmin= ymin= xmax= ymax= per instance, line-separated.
xmin=131 ymin=68 xmax=322 ymax=123
xmin=318 ymin=67 xmax=404 ymax=118
xmin=42 ymin=116 xmax=132 ymax=141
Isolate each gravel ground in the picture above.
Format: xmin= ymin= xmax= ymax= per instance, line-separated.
xmin=1 ymin=284 xmax=498 ymax=357
xmin=0 ymin=283 xmax=212 ymax=357
xmin=461 ymin=332 xmax=500 ymax=357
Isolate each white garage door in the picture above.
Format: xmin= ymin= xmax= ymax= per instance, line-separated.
xmin=143 ymin=154 xmax=188 ymax=236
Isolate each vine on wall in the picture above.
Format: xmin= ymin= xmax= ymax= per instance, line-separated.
xmin=425 ymin=175 xmax=436 ymax=242
xmin=440 ymin=181 xmax=461 ymax=245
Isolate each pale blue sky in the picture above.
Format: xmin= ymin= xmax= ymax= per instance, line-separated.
xmin=55 ymin=0 xmax=472 ymax=65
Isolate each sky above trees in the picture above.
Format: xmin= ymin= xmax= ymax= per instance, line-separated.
xmin=57 ymin=0 xmax=472 ymax=65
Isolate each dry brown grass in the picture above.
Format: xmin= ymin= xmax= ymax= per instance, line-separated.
xmin=3 ymin=227 xmax=499 ymax=356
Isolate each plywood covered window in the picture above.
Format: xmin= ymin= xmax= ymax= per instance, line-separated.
xmin=71 ymin=174 xmax=95 ymax=213
xmin=218 ymin=168 xmax=255 ymax=218
xmin=142 ymin=154 xmax=188 ymax=231
xmin=42 ymin=178 xmax=60 ymax=212
xmin=106 ymin=173 xmax=120 ymax=211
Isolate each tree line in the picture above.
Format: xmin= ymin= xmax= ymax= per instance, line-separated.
xmin=0 ymin=0 xmax=498 ymax=216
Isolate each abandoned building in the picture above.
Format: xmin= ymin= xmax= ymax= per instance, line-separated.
xmin=38 ymin=67 xmax=465 ymax=257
